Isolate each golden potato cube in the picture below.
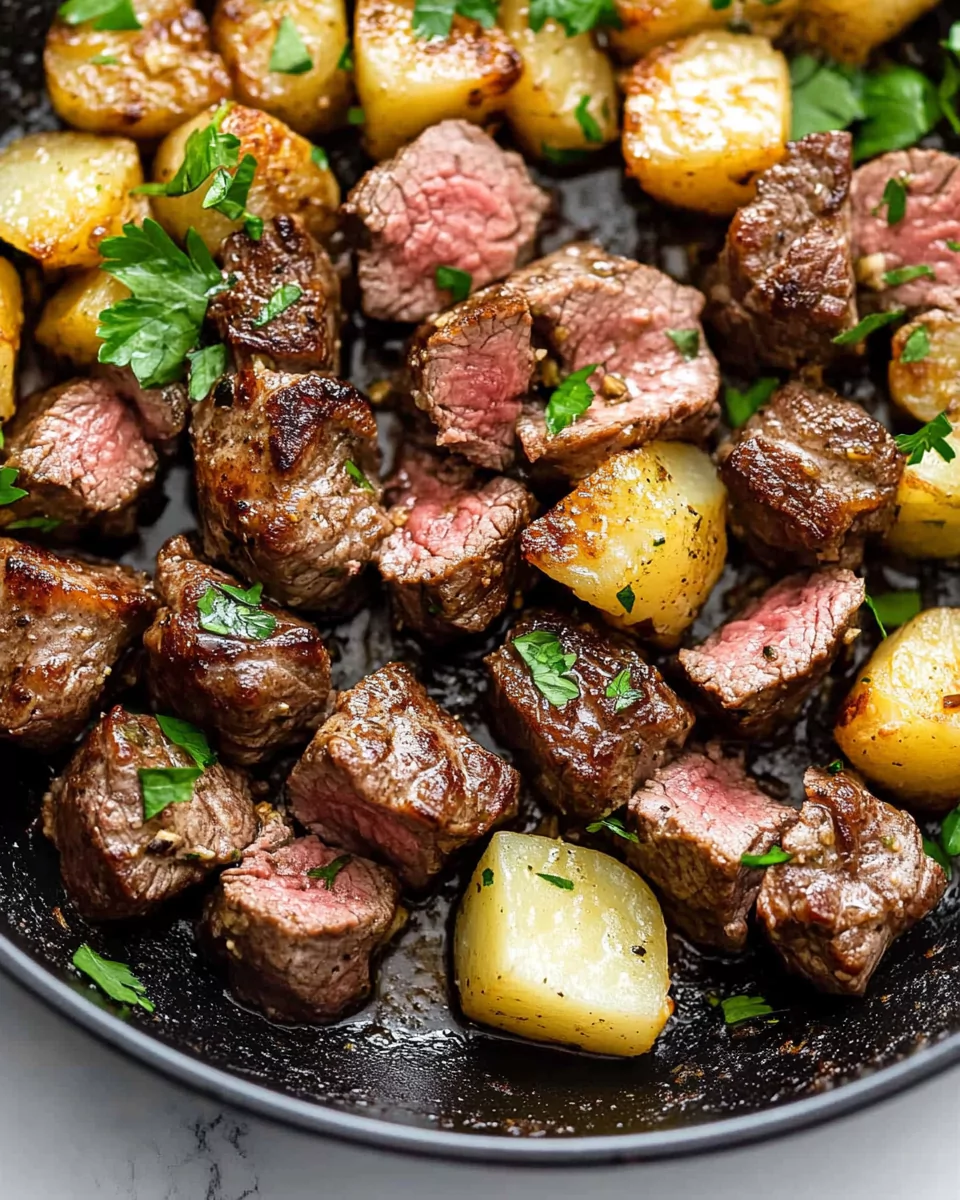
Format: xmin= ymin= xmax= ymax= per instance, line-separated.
xmin=35 ymin=269 xmax=130 ymax=368
xmin=455 ymin=832 xmax=672 ymax=1056
xmin=623 ymin=31 xmax=790 ymax=216
xmin=887 ymin=419 xmax=960 ymax=559
xmin=889 ymin=310 xmax=960 ymax=425
xmin=796 ymin=0 xmax=939 ymax=65
xmin=0 ymin=260 xmax=23 ymax=424
xmin=610 ymin=0 xmax=799 ymax=63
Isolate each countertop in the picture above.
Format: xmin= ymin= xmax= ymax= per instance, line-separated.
xmin=0 ymin=971 xmax=956 ymax=1200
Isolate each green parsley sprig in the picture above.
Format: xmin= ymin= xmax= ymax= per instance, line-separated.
xmin=544 ymin=363 xmax=598 ymax=437
xmin=269 ymin=15 xmax=313 ymax=74
xmin=411 ymin=0 xmax=497 ymax=40
xmin=740 ymin=845 xmax=792 ymax=868
xmin=307 ymin=855 xmax=352 ymax=888
xmin=253 ymin=283 xmax=303 ymax=328
xmin=58 ymin=0 xmax=141 ymax=30
xmin=586 ymin=813 xmax=639 ymax=843
xmin=605 ymin=667 xmax=644 ymax=713
xmin=528 ymin=0 xmax=619 ymax=38
xmin=139 ymin=715 xmax=217 ymax=819
xmin=864 ymin=590 xmax=922 ymax=639
xmin=666 ymin=328 xmax=700 ymax=361
xmin=724 ymin=377 xmax=779 ymax=427
xmin=574 ymin=94 xmax=603 ymax=143
xmin=895 ymin=412 xmax=956 ymax=466
xmin=72 ymin=944 xmax=154 ymax=1012
xmin=512 ymin=629 xmax=580 ymax=707
xmin=537 ymin=872 xmax=574 ymax=890
xmin=197 ymin=580 xmax=278 ymax=641
xmin=435 ymin=264 xmax=472 ymax=303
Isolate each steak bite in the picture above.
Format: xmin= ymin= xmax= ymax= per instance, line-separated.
xmin=717 ymin=381 xmax=903 ymax=569
xmin=707 ymin=131 xmax=859 ymax=370
xmin=94 ymin=366 xmax=188 ymax=446
xmin=144 ymin=535 xmax=332 ymax=765
xmin=200 ymin=829 xmax=402 ymax=1023
xmin=287 ymin=661 xmax=520 ymax=889
xmin=42 ymin=705 xmax=258 ymax=921
xmin=208 ymin=215 xmax=341 ymax=374
xmin=485 ymin=610 xmax=694 ymax=820
xmin=0 ymin=378 xmax=157 ymax=536
xmin=626 ymin=744 xmax=798 ymax=951
xmin=678 ymin=569 xmax=865 ymax=737
xmin=344 ymin=120 xmax=549 ymax=324
xmin=0 ymin=539 xmax=155 ymax=750
xmin=852 ymin=148 xmax=960 ymax=313
xmin=757 ymin=766 xmax=945 ymax=995
xmin=378 ymin=443 xmax=535 ymax=639
xmin=192 ymin=368 xmax=392 ymax=614
xmin=508 ymin=243 xmax=720 ymax=477
xmin=407 ymin=285 xmax=534 ymax=470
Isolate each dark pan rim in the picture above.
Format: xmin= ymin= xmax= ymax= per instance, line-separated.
xmin=3 ymin=934 xmax=960 ymax=1164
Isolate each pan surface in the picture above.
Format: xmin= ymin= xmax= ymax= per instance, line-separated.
xmin=2 ymin=0 xmax=960 ymax=1163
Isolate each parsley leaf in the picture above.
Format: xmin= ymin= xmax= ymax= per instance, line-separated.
xmin=789 ymin=55 xmax=865 ymax=140
xmin=827 ymin=759 xmax=844 ymax=774
xmin=310 ymin=145 xmax=329 ymax=170
xmin=269 ymin=15 xmax=313 ymax=74
xmin=541 ymin=144 xmax=588 ymax=165
xmin=895 ymin=411 xmax=956 ymax=465
xmin=924 ymin=836 xmax=953 ymax=879
xmin=724 ymin=377 xmax=778 ymax=427
xmin=411 ymin=0 xmax=496 ymax=35
xmin=347 ymin=106 xmax=365 ymax=125
xmin=528 ymin=0 xmax=619 ymax=37
xmin=306 ymin=855 xmax=352 ymax=888
xmin=345 ymin=460 xmax=374 ymax=492
xmin=720 ymin=994 xmax=775 ymax=1025
xmin=155 ymin=714 xmax=217 ymax=769
xmin=574 ymin=94 xmax=602 ymax=143
xmin=8 ymin=516 xmax=60 ymax=532
xmin=0 ymin=466 xmax=27 ymax=506
xmin=337 ymin=40 xmax=353 ymax=70
xmin=187 ymin=343 xmax=227 ymax=402
xmin=865 ymin=590 xmax=922 ymax=638
xmin=666 ymin=328 xmax=699 ymax=361
xmin=855 ymin=65 xmax=940 ymax=161
xmin=72 ymin=944 xmax=154 ymax=1012
xmin=586 ymin=813 xmax=639 ymax=843
xmin=537 ymin=872 xmax=574 ymax=890
xmin=456 ymin=0 xmax=498 ymax=24
xmin=605 ymin=667 xmax=644 ymax=713
xmin=197 ymin=580 xmax=278 ymax=641
xmin=941 ymin=806 xmax=960 ymax=858
xmin=89 ymin=52 xmax=119 ymax=63
xmin=58 ymin=0 xmax=141 ymax=30
xmin=481 ymin=866 xmax=494 ymax=887
xmin=873 ymin=176 xmax=908 ymax=225
xmin=435 ymin=264 xmax=472 ymax=303
xmin=900 ymin=324 xmax=930 ymax=363
xmin=883 ymin=263 xmax=935 ymax=287
xmin=740 ymin=845 xmax=792 ymax=868
xmin=253 ymin=283 xmax=302 ymax=327
xmin=616 ymin=583 xmax=635 ymax=613
xmin=139 ymin=766 xmax=204 ymax=820
xmin=832 ymin=309 xmax=905 ymax=345
xmin=203 ymin=154 xmax=262 ymax=239
xmin=544 ymin=363 xmax=597 ymax=436
xmin=136 ymin=104 xmax=239 ymax=198
xmin=512 ymin=629 xmax=580 ymax=707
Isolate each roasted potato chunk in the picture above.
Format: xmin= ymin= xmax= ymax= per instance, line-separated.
xmin=623 ymin=31 xmax=790 ymax=216
xmin=887 ymin=419 xmax=960 ymax=559
xmin=500 ymin=0 xmax=618 ymax=158
xmin=455 ymin=832 xmax=672 ymax=1056
xmin=44 ymin=0 xmax=232 ymax=141
xmin=0 ymin=260 xmax=23 ymax=424
xmin=522 ymin=442 xmax=727 ymax=645
xmin=35 ymin=269 xmax=129 ymax=367
xmin=610 ymin=0 xmax=800 ymax=62
xmin=835 ymin=608 xmax=960 ymax=813
xmin=212 ymin=0 xmax=351 ymax=136
xmin=0 ymin=132 xmax=143 ymax=270
xmin=889 ymin=310 xmax=960 ymax=425
xmin=150 ymin=104 xmax=339 ymax=254
xmin=354 ymin=0 xmax=521 ymax=160
xmin=796 ymin=0 xmax=939 ymax=65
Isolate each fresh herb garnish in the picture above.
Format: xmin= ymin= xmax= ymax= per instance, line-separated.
xmin=512 ymin=629 xmax=580 ymax=707
xmin=586 ymin=814 xmax=639 ymax=843
xmin=537 ymin=872 xmax=574 ymax=890
xmin=337 ymin=40 xmax=353 ymax=70
xmin=724 ymin=377 xmax=779 ymax=427
xmin=345 ymin=459 xmax=374 ymax=491
xmin=948 ymin=239 xmax=960 ymax=252
xmin=941 ymin=806 xmax=960 ymax=858
xmin=139 ymin=766 xmax=204 ymax=820
xmin=900 ymin=324 xmax=930 ymax=363
xmin=605 ymin=667 xmax=644 ymax=714
xmin=186 ymin=343 xmax=227 ymax=402
xmin=873 ymin=176 xmax=908 ymax=225
xmin=89 ymin=52 xmax=119 ymax=63
xmin=544 ymin=363 xmax=597 ymax=437
xmin=709 ymin=0 xmax=731 ymax=7
xmin=883 ymin=263 xmax=935 ymax=287
xmin=0 ymin=466 xmax=27 ymax=506
xmin=155 ymin=714 xmax=216 ymax=769
xmin=136 ymin=104 xmax=239 ymax=199
xmin=865 ymin=590 xmax=922 ymax=639
xmin=252 ymin=283 xmax=302 ymax=327
xmin=528 ymin=0 xmax=619 ymax=38
xmin=58 ymin=0 xmax=141 ymax=30
xmin=831 ymin=309 xmax=905 ymax=345
xmin=197 ymin=580 xmax=278 ymax=641
xmin=895 ymin=412 xmax=956 ymax=465
xmin=269 ymin=15 xmax=313 ymax=74
xmin=347 ymin=106 xmax=365 ymax=125
xmin=541 ymin=144 xmax=588 ymax=166
xmin=435 ymin=265 xmax=472 ymax=303
xmin=481 ymin=867 xmax=494 ymax=887
xmin=740 ymin=845 xmax=792 ymax=868
xmin=924 ymin=836 xmax=953 ymax=879
xmin=574 ymin=94 xmax=602 ymax=144
xmin=827 ymin=759 xmax=844 ymax=773
xmin=615 ymin=583 xmax=635 ymax=614
xmin=789 ymin=55 xmax=865 ymax=141
xmin=665 ymin=328 xmax=699 ymax=361
xmin=8 ymin=516 xmax=61 ymax=532
xmin=72 ymin=944 xmax=154 ymax=1012
xmin=306 ymin=855 xmax=352 ymax=888
xmin=411 ymin=0 xmax=497 ymax=37
xmin=721 ymin=994 xmax=775 ymax=1025
xmin=310 ymin=145 xmax=329 ymax=170
xmin=202 ymin=154 xmax=262 ymax=240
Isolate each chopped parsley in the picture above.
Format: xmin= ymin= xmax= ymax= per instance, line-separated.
xmin=574 ymin=94 xmax=602 ymax=144
xmin=616 ymin=583 xmax=635 ymax=614
xmin=900 ymin=324 xmax=930 ymax=364
xmin=832 ymin=309 xmax=905 ymax=345
xmin=72 ymin=944 xmax=154 ymax=1012
xmin=948 ymin=239 xmax=960 ymax=252
xmin=827 ymin=759 xmax=844 ymax=774
xmin=941 ymin=807 xmax=960 ymax=858
xmin=8 ymin=516 xmax=61 ymax=532
xmin=252 ymin=283 xmax=302 ymax=327
xmin=307 ymin=855 xmax=352 ymax=888
xmin=528 ymin=0 xmax=619 ymax=38
xmin=666 ymin=328 xmax=699 ymax=361
xmin=883 ymin=263 xmax=935 ymax=287
xmin=269 ymin=15 xmax=313 ymax=74
xmin=512 ymin=629 xmax=580 ymax=707
xmin=203 ymin=155 xmax=262 ymax=239
xmin=537 ymin=872 xmax=574 ymax=890
xmin=197 ymin=580 xmax=278 ymax=641
xmin=720 ymin=994 xmax=775 ymax=1026
xmin=541 ymin=144 xmax=588 ymax=166
xmin=347 ymin=106 xmax=365 ymax=125
xmin=544 ymin=363 xmax=598 ymax=437
xmin=310 ymin=145 xmax=329 ymax=170
xmin=155 ymin=715 xmax=216 ymax=769
xmin=724 ymin=377 xmax=778 ymax=427
xmin=139 ymin=766 xmax=204 ymax=821
xmin=740 ymin=845 xmax=792 ymax=868
xmin=337 ymin=41 xmax=353 ymax=70
xmin=481 ymin=867 xmax=495 ymax=887
xmin=924 ymin=836 xmax=953 ymax=879
xmin=58 ymin=0 xmax=141 ymax=30
xmin=790 ymin=55 xmax=865 ymax=142
xmin=0 ymin=466 xmax=27 ymax=506
xmin=864 ymin=590 xmax=921 ymax=639
xmin=345 ymin=460 xmax=375 ymax=492
xmin=89 ymin=52 xmax=119 ymax=64
xmin=186 ymin=343 xmax=227 ymax=402
xmin=411 ymin=0 xmax=497 ymax=37
xmin=872 ymin=176 xmax=908 ymax=225
xmin=136 ymin=104 xmax=239 ymax=199
xmin=605 ymin=667 xmax=644 ymax=714
xmin=435 ymin=264 xmax=472 ymax=303
xmin=586 ymin=813 xmax=639 ymax=843
xmin=895 ymin=412 xmax=956 ymax=466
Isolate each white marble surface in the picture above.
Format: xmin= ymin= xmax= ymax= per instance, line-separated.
xmin=0 ymin=969 xmax=956 ymax=1200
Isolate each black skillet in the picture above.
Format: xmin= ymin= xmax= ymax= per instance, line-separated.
xmin=2 ymin=0 xmax=960 ymax=1164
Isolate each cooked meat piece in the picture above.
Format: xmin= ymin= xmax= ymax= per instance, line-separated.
xmin=42 ymin=705 xmax=258 ymax=920
xmin=94 ymin=365 xmax=188 ymax=445
xmin=757 ymin=766 xmax=945 ymax=995
xmin=208 ymin=215 xmax=341 ymax=374
xmin=407 ymin=285 xmax=534 ymax=470
xmin=706 ymin=132 xmax=859 ymax=370
xmin=344 ymin=120 xmax=549 ymax=324
xmin=508 ymin=243 xmax=720 ymax=477
xmin=144 ymin=535 xmax=332 ymax=765
xmin=485 ymin=609 xmax=693 ymax=820
xmin=717 ymin=381 xmax=903 ymax=568
xmin=200 ymin=829 xmax=401 ymax=1023
xmin=192 ymin=368 xmax=392 ymax=614
xmin=678 ymin=569 xmax=865 ymax=737
xmin=626 ymin=744 xmax=798 ymax=951
xmin=0 ymin=378 xmax=157 ymax=536
xmin=378 ymin=443 xmax=535 ymax=639
xmin=0 ymin=539 xmax=155 ymax=750
xmin=287 ymin=661 xmax=519 ymax=889
xmin=852 ymin=148 xmax=960 ymax=313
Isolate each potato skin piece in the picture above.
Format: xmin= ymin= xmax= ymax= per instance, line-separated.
xmin=889 ymin=310 xmax=960 ymax=425
xmin=212 ymin=0 xmax=351 ymax=136
xmin=795 ymin=0 xmax=939 ymax=65
xmin=0 ymin=260 xmax=23 ymax=425
xmin=44 ymin=0 xmax=232 ymax=141
xmin=609 ymin=0 xmax=800 ymax=63
xmin=887 ymin=420 xmax=960 ymax=559
xmin=622 ymin=31 xmax=790 ymax=216
xmin=835 ymin=608 xmax=960 ymax=813
xmin=35 ymin=269 xmax=129 ymax=368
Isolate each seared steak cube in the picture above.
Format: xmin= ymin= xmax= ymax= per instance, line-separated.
xmin=626 ymin=744 xmax=798 ymax=950
xmin=707 ymin=132 xmax=859 ymax=370
xmin=485 ymin=610 xmax=693 ymax=820
xmin=94 ymin=366 xmax=188 ymax=445
xmin=1 ymin=378 xmax=157 ymax=536
xmin=344 ymin=119 xmax=549 ymax=324
xmin=0 ymin=539 xmax=155 ymax=750
xmin=192 ymin=368 xmax=392 ymax=614
xmin=717 ymin=381 xmax=903 ymax=568
xmin=509 ymin=242 xmax=720 ymax=477
xmin=144 ymin=535 xmax=332 ymax=765
xmin=378 ymin=444 xmax=535 ymax=639
xmin=678 ymin=569 xmax=865 ymax=737
xmin=208 ymin=215 xmax=341 ymax=374
xmin=852 ymin=148 xmax=960 ymax=314
xmin=757 ymin=767 xmax=945 ymax=995
xmin=287 ymin=661 xmax=519 ymax=889
xmin=408 ymin=285 xmax=534 ymax=471
xmin=42 ymin=705 xmax=258 ymax=920
xmin=200 ymin=830 xmax=401 ymax=1023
